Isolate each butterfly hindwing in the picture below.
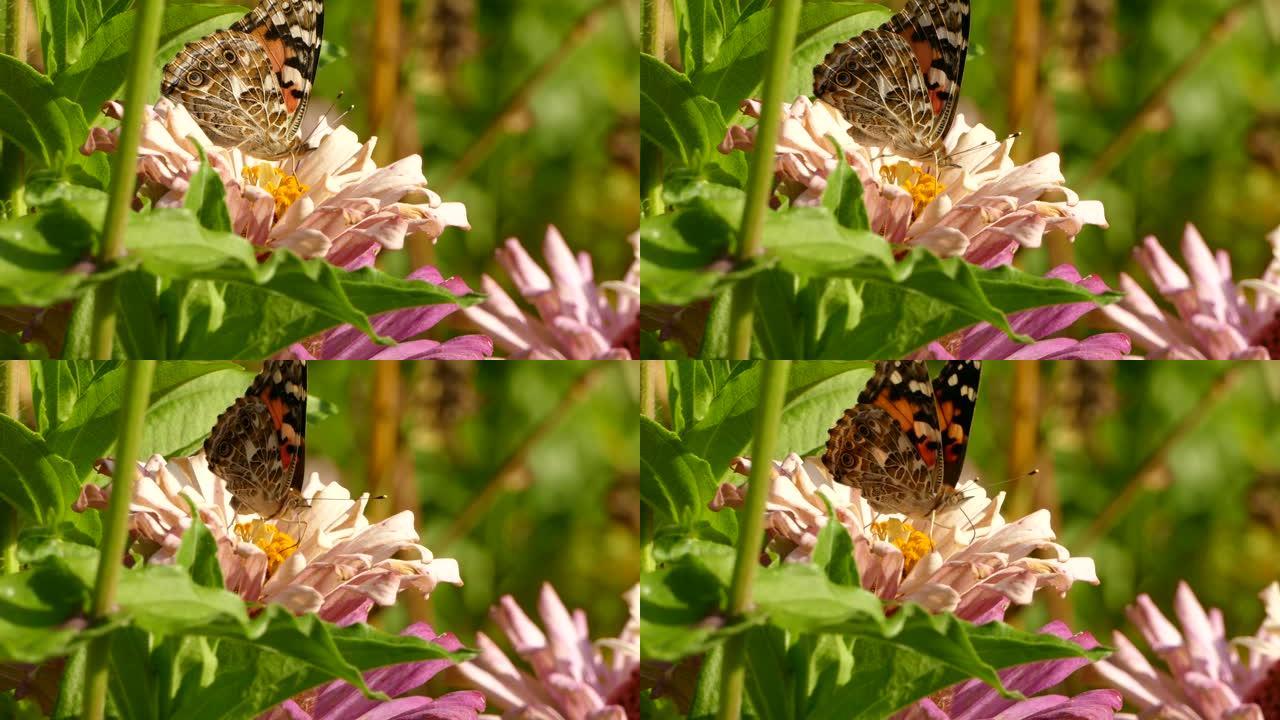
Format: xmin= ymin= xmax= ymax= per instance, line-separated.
xmin=932 ymin=360 xmax=980 ymax=490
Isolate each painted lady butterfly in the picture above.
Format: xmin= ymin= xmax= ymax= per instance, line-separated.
xmin=822 ymin=360 xmax=980 ymax=517
xmin=205 ymin=360 xmax=307 ymax=519
xmin=813 ymin=0 xmax=971 ymax=165
xmin=161 ymin=0 xmax=325 ymax=159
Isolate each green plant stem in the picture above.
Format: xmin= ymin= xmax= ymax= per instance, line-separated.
xmin=726 ymin=0 xmax=801 ymax=359
xmin=88 ymin=0 xmax=166 ymax=359
xmin=3 ymin=0 xmax=28 ymax=218
xmin=717 ymin=360 xmax=791 ymax=720
xmin=0 ymin=361 xmax=19 ymax=575
xmin=82 ymin=361 xmax=156 ymax=720
xmin=640 ymin=0 xmax=664 ymax=215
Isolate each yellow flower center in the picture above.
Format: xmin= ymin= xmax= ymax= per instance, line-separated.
xmin=242 ymin=164 xmax=310 ymax=220
xmin=235 ymin=520 xmax=298 ymax=575
xmin=879 ymin=161 xmax=946 ymax=219
xmin=871 ymin=518 xmax=934 ymax=576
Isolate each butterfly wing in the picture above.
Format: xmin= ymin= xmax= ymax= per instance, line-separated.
xmin=160 ymin=0 xmax=324 ymax=158
xmin=231 ymin=0 xmax=325 ymax=132
xmin=205 ymin=360 xmax=307 ymax=518
xmin=931 ymin=360 xmax=981 ymax=490
xmin=823 ymin=405 xmax=939 ymax=516
xmin=813 ymin=0 xmax=970 ymax=159
xmin=885 ymin=0 xmax=971 ymax=147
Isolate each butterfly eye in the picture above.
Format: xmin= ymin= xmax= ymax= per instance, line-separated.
xmin=835 ymin=71 xmax=854 ymax=87
xmin=186 ymin=70 xmax=205 ymax=86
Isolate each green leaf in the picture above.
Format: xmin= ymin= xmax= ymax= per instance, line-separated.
xmin=679 ymin=361 xmax=863 ymax=481
xmin=175 ymin=497 xmax=224 ymax=589
xmin=641 ymin=417 xmax=718 ymax=527
xmin=42 ymin=362 xmax=253 ymax=480
xmin=33 ymin=0 xmax=122 ymax=76
xmin=184 ymin=144 xmax=233 ymax=233
xmin=811 ymin=496 xmax=858 ymax=587
xmin=691 ymin=3 xmax=888 ymax=120
xmin=0 ymin=416 xmax=79 ymax=525
xmin=640 ymin=54 xmax=728 ymax=168
xmin=53 ymin=5 xmax=248 ymax=118
xmin=0 ymin=55 xmax=91 ymax=169
xmin=821 ymin=143 xmax=869 ymax=231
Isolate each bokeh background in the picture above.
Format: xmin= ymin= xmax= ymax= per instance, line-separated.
xmin=942 ymin=0 xmax=1280 ymax=285
xmin=201 ymin=0 xmax=640 ymax=300
xmin=944 ymin=362 xmax=1280 ymax=672
xmin=307 ymin=361 xmax=640 ymax=689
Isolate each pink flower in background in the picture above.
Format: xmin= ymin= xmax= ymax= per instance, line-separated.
xmin=76 ymin=454 xmax=462 ymax=624
xmin=263 ymin=623 xmax=486 ymax=720
xmin=458 ymin=583 xmax=639 ymax=720
xmin=896 ymin=621 xmax=1121 ymax=719
xmin=82 ymin=99 xmax=470 ymax=270
xmin=916 ymin=265 xmax=1132 ymax=359
xmin=713 ymin=454 xmax=1098 ymax=620
xmin=1093 ymin=581 xmax=1280 ymax=719
xmin=285 ymin=266 xmax=493 ymax=360
xmin=720 ymin=97 xmax=1108 ymax=268
xmin=463 ymin=228 xmax=640 ymax=360
xmin=1103 ymin=224 xmax=1280 ymax=359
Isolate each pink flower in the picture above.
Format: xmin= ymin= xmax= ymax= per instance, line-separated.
xmin=75 ymin=454 xmax=462 ymax=624
xmin=712 ymin=454 xmax=1098 ymax=621
xmin=81 ymin=99 xmax=470 ymax=270
xmin=897 ymin=621 xmax=1122 ymax=719
xmin=1093 ymin=581 xmax=1280 ymax=719
xmin=462 ymin=228 xmax=639 ymax=359
xmin=264 ymin=623 xmax=486 ymax=720
xmin=1103 ymin=224 xmax=1280 ymax=359
xmin=916 ymin=265 xmax=1132 ymax=359
xmin=284 ymin=266 xmax=493 ymax=360
xmin=457 ymin=583 xmax=639 ymax=720
xmin=719 ymin=97 xmax=1108 ymax=268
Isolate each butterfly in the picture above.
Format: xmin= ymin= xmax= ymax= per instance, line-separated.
xmin=204 ymin=360 xmax=308 ymax=520
xmin=161 ymin=0 xmax=325 ymax=160
xmin=822 ymin=360 xmax=980 ymax=517
xmin=813 ymin=0 xmax=971 ymax=165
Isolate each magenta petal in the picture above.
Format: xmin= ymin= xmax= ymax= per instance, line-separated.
xmin=312 ymin=624 xmax=469 ymax=720
xmin=317 ymin=265 xmax=476 ymax=359
xmin=368 ymin=335 xmax=493 ymax=360
xmin=1022 ymin=690 xmax=1123 ymax=719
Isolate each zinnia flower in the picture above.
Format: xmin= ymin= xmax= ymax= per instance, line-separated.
xmin=896 ymin=621 xmax=1122 ymax=719
xmin=719 ymin=97 xmax=1108 ymax=268
xmin=264 ymin=622 xmax=487 ymax=720
xmin=1102 ymin=224 xmax=1280 ymax=359
xmin=915 ymin=265 xmax=1132 ymax=359
xmin=75 ymin=453 xmax=462 ymax=624
xmin=462 ymin=227 xmax=640 ymax=360
xmin=457 ymin=583 xmax=640 ymax=720
xmin=712 ymin=454 xmax=1098 ymax=620
xmin=284 ymin=266 xmax=493 ymax=360
xmin=1093 ymin=581 xmax=1280 ymax=719
xmin=81 ymin=99 xmax=470 ymax=270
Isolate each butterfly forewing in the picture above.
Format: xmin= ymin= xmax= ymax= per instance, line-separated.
xmin=932 ymin=360 xmax=980 ymax=490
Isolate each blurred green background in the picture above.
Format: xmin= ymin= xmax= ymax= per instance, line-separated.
xmin=953 ymin=0 xmax=1280 ymax=283
xmin=205 ymin=0 xmax=639 ymax=294
xmin=938 ymin=362 xmax=1280 ymax=645
xmin=307 ymin=361 xmax=639 ymax=662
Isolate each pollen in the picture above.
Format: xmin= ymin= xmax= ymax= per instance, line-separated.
xmin=235 ymin=520 xmax=298 ymax=575
xmin=879 ymin=161 xmax=946 ymax=219
xmin=242 ymin=164 xmax=310 ymax=220
xmin=872 ymin=518 xmax=934 ymax=576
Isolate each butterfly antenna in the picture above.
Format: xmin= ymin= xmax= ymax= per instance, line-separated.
xmin=973 ymin=467 xmax=1040 ymax=492
xmin=942 ymin=132 xmax=1023 ymax=166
